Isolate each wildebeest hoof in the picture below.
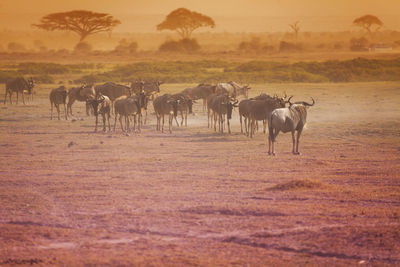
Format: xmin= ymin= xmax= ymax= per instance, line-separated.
xmin=125 ymin=133 xmax=130 ymax=136
xmin=293 ymin=152 xmax=301 ymax=155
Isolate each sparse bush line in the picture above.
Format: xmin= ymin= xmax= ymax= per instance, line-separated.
xmin=1 ymin=58 xmax=400 ymax=84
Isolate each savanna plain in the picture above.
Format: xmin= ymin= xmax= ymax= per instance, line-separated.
xmin=0 ymin=78 xmax=399 ymax=266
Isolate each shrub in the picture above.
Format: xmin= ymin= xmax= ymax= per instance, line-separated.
xmin=114 ymin=39 xmax=138 ymax=54
xmin=18 ymin=63 xmax=70 ymax=75
xmin=159 ymin=38 xmax=200 ymax=53
xmin=333 ymin=42 xmax=344 ymax=50
xmin=74 ymin=42 xmax=92 ymax=54
xmin=7 ymin=42 xmax=26 ymax=52
xmin=238 ymin=38 xmax=274 ymax=53
xmin=350 ymin=37 xmax=369 ymax=51
xmin=32 ymin=74 xmax=54 ymax=84
xmin=279 ymin=41 xmax=302 ymax=52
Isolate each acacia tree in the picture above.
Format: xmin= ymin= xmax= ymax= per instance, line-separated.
xmin=289 ymin=21 xmax=300 ymax=41
xmin=353 ymin=14 xmax=383 ymax=35
xmin=157 ymin=8 xmax=215 ymax=39
xmin=32 ymin=10 xmax=121 ymax=42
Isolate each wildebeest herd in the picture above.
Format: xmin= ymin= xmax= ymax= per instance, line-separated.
xmin=4 ymin=77 xmax=315 ymax=155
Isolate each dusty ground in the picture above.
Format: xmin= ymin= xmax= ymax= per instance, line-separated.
xmin=0 ymin=82 xmax=399 ymax=266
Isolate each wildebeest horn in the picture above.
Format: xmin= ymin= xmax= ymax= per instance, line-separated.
xmin=287 ymin=96 xmax=294 ymax=106
xmin=304 ymin=97 xmax=315 ymax=106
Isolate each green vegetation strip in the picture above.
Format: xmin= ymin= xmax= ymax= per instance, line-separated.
xmin=1 ymin=58 xmax=400 ymax=84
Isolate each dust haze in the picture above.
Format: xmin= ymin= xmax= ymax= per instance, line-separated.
xmin=0 ymin=0 xmax=400 ymax=53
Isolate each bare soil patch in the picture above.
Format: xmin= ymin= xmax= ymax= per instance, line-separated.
xmin=0 ymin=82 xmax=399 ymax=266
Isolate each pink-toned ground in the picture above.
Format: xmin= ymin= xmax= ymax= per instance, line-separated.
xmin=0 ymin=82 xmax=399 ymax=266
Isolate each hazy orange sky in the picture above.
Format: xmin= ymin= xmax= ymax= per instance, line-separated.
xmin=1 ymin=0 xmax=399 ymax=32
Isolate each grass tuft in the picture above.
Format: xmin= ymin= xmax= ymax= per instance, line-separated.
xmin=267 ymin=179 xmax=323 ymax=191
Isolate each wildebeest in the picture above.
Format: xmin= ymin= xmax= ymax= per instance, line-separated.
xmin=238 ymin=99 xmax=253 ymax=135
xmin=131 ymin=80 xmax=160 ymax=124
xmin=153 ymin=94 xmax=180 ymax=133
xmin=268 ymin=97 xmax=315 ymax=155
xmin=67 ymin=84 xmax=95 ymax=116
xmin=239 ymin=94 xmax=278 ymax=135
xmin=86 ymin=93 xmax=111 ymax=132
xmin=215 ymin=81 xmax=250 ymax=99
xmin=86 ymin=94 xmax=112 ymax=132
xmin=208 ymin=94 xmax=238 ymax=134
xmin=131 ymin=80 xmax=161 ymax=100
xmin=181 ymin=83 xmax=216 ymax=111
xmin=49 ymin=86 xmax=68 ymax=120
xmin=247 ymin=95 xmax=288 ymax=138
xmin=95 ymin=82 xmax=132 ymax=113
xmin=206 ymin=93 xmax=219 ymax=129
xmin=171 ymin=93 xmax=194 ymax=126
xmin=4 ymin=77 xmax=34 ymax=105
xmin=113 ymin=92 xmax=146 ymax=133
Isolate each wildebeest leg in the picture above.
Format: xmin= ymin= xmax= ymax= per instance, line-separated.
xmin=219 ymin=114 xmax=223 ymax=133
xmin=22 ymin=91 xmax=25 ymax=105
xmin=169 ymin=114 xmax=173 ymax=133
xmin=50 ymin=102 xmax=53 ymax=120
xmin=157 ymin=115 xmax=160 ymax=131
xmin=240 ymin=115 xmax=243 ymax=134
xmin=94 ymin=114 xmax=99 ymax=132
xmin=207 ymin=109 xmax=211 ymax=128
xmin=125 ymin=115 xmax=130 ymax=132
xmin=268 ymin=135 xmax=272 ymax=155
xmin=102 ymin=113 xmax=106 ymax=132
xmin=161 ymin=114 xmax=165 ymax=133
xmin=86 ymin=102 xmax=91 ymax=116
xmin=184 ymin=111 xmax=187 ymax=126
xmin=119 ymin=115 xmax=124 ymax=132
xmin=247 ymin=118 xmax=251 ymax=137
xmin=263 ymin=120 xmax=267 ymax=134
xmin=268 ymin=129 xmax=279 ymax=156
xmin=174 ymin=114 xmax=180 ymax=127
xmin=213 ymin=113 xmax=217 ymax=132
xmin=63 ymin=103 xmax=67 ymax=120
xmin=67 ymin=98 xmax=74 ymax=116
xmin=56 ymin=104 xmax=61 ymax=120
xmin=113 ymin=113 xmax=118 ymax=132
xmin=249 ymin=119 xmax=254 ymax=138
xmin=244 ymin=117 xmax=248 ymax=136
xmin=295 ymin=129 xmax=302 ymax=155
xmin=107 ymin=112 xmax=111 ymax=132
xmin=227 ymin=118 xmax=231 ymax=134
xmin=180 ymin=111 xmax=184 ymax=126
xmin=291 ymin=131 xmax=296 ymax=154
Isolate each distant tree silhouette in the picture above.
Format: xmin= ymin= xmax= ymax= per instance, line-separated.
xmin=353 ymin=15 xmax=383 ymax=35
xmin=157 ymin=8 xmax=215 ymax=39
xmin=289 ymin=21 xmax=300 ymax=41
xmin=32 ymin=10 xmax=121 ymax=42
